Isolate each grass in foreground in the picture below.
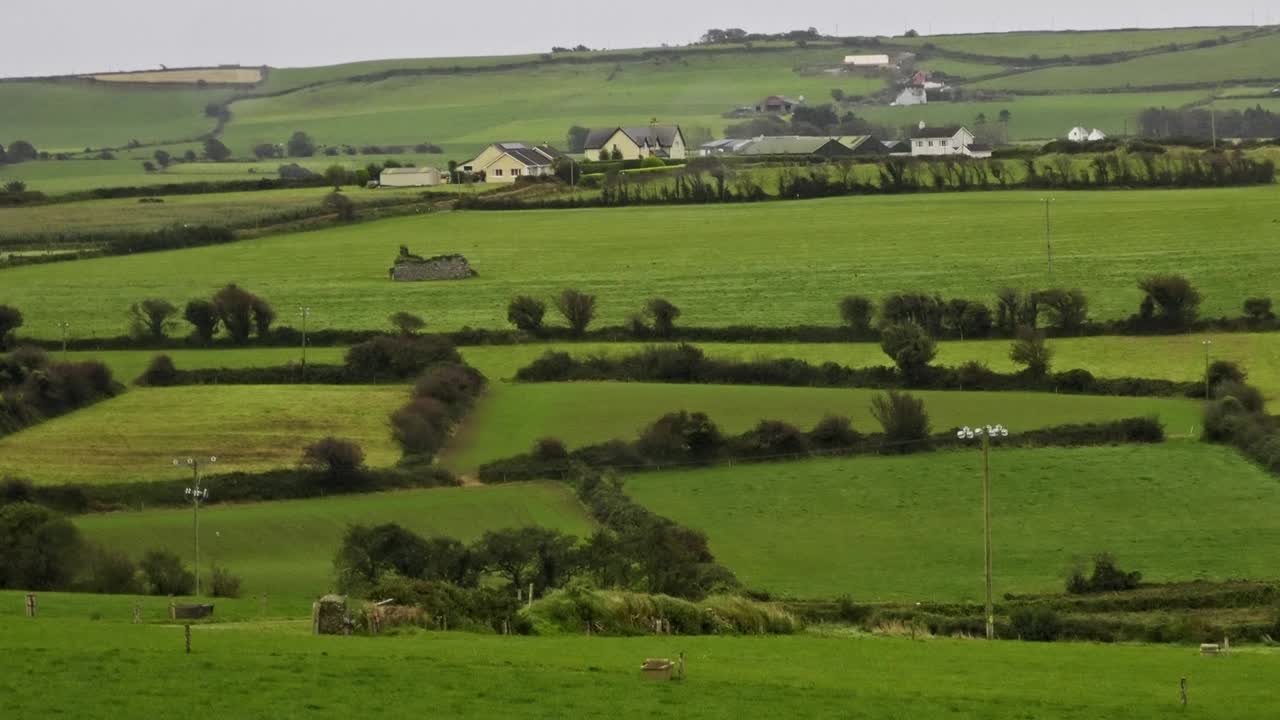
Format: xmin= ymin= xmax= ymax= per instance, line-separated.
xmin=441 ymin=381 xmax=1201 ymax=473
xmin=0 ymin=385 xmax=405 ymax=484
xmin=627 ymin=443 xmax=1280 ymax=601
xmin=75 ymin=482 xmax=593 ymax=600
xmin=5 ymin=186 xmax=1279 ymax=339
xmin=1 ymin=611 xmax=1276 ymax=719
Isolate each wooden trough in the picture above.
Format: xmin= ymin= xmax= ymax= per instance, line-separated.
xmin=170 ymin=603 xmax=214 ymax=620
xmin=641 ymin=658 xmax=675 ymax=681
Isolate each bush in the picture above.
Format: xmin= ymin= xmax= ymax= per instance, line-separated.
xmin=1215 ymin=381 xmax=1265 ymax=414
xmin=1207 ymin=360 xmax=1246 ymax=388
xmin=390 ymin=397 xmax=453 ymax=458
xmin=1010 ymin=606 xmax=1063 ymax=641
xmin=136 ymin=354 xmax=179 ymax=387
xmin=554 ymin=289 xmax=597 ymax=336
xmin=1243 ymin=297 xmax=1274 ymax=321
xmin=139 ymin=549 xmax=195 ymax=596
xmin=0 ymin=502 xmax=83 ymax=590
xmin=322 ymin=191 xmax=356 ymax=221
xmin=839 ymin=296 xmax=874 ymax=334
xmin=211 ymin=284 xmax=274 ymax=343
xmin=533 ymin=437 xmax=570 ymax=462
xmin=412 ymin=364 xmax=487 ymax=412
xmin=0 ymin=304 xmax=22 ymax=349
xmin=733 ymin=420 xmax=810 ymax=459
xmin=644 ymin=298 xmax=681 ymax=338
xmin=1009 ymin=327 xmax=1053 ymax=376
xmin=80 ymin=545 xmax=143 ymax=595
xmin=507 ymin=296 xmax=547 ymax=333
xmin=1066 ymin=554 xmax=1142 ymax=594
xmin=344 ymin=334 xmax=462 ymax=380
xmin=808 ymin=415 xmax=862 ymax=449
xmin=301 ymin=437 xmax=365 ymax=474
xmin=870 ymin=391 xmax=931 ymax=452
xmin=1037 ymin=288 xmax=1089 ymax=332
xmin=128 ymin=298 xmax=178 ymax=340
xmin=209 ymin=564 xmax=243 ymax=598
xmin=389 ymin=311 xmax=426 ymax=335
xmin=636 ymin=411 xmax=724 ymax=463
xmin=1136 ymin=274 xmax=1202 ymax=330
xmin=880 ymin=321 xmax=937 ymax=379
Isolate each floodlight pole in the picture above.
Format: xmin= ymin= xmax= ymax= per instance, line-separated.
xmin=177 ymin=456 xmax=217 ymax=596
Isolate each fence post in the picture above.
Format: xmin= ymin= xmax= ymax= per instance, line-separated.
xmin=24 ymin=593 xmax=36 ymax=618
xmin=132 ymin=604 xmax=141 ymax=624
xmin=184 ymin=624 xmax=192 ymax=654
xmin=1180 ymin=678 xmax=1188 ymax=707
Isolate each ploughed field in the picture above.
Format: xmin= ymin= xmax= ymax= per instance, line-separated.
xmin=4 ymin=187 xmax=1279 ymax=339
xmin=625 ymin=443 xmax=1280 ymax=600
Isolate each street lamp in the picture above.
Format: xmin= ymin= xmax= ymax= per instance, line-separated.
xmin=957 ymin=424 xmax=1009 ymax=641
xmin=57 ymin=321 xmax=71 ymax=355
xmin=298 ymin=306 xmax=311 ymax=375
xmin=1202 ymin=339 xmax=1213 ymax=402
xmin=174 ymin=456 xmax=217 ymax=596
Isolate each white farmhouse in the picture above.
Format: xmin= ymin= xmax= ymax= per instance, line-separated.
xmin=892 ymin=87 xmax=927 ymax=106
xmin=910 ymin=124 xmax=989 ymax=157
xmin=1087 ymin=128 xmax=1107 ymax=141
xmin=1068 ymin=127 xmax=1108 ymax=142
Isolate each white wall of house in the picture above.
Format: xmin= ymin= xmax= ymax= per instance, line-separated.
xmin=894 ymin=87 xmax=927 ymax=106
xmin=379 ymin=168 xmax=443 ymax=187
xmin=479 ymin=155 xmax=549 ymax=183
xmin=910 ymin=128 xmax=975 ymax=157
xmin=587 ymin=130 xmax=643 ymax=161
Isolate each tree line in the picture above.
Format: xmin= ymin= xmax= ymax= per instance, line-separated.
xmin=1139 ymin=105 xmax=1280 ymax=140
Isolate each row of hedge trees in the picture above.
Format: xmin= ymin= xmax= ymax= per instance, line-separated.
xmin=511 ymin=341 xmax=1210 ymax=398
xmin=0 ymin=346 xmax=120 ymax=439
xmin=478 ymin=398 xmax=1165 ymax=483
xmin=0 ymin=487 xmax=240 ymax=596
xmin=1202 ymin=371 xmax=1280 ymax=476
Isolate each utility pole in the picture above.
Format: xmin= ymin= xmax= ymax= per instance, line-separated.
xmin=1041 ymin=198 xmax=1055 ymax=281
xmin=1211 ymin=106 xmax=1217 ymax=149
xmin=959 ymin=424 xmax=1008 ymax=641
xmin=298 ymin=306 xmax=311 ymax=376
xmin=175 ymin=456 xmax=217 ymax=596
xmin=1202 ymin=340 xmax=1213 ymax=402
xmin=58 ymin=321 xmax=70 ymax=355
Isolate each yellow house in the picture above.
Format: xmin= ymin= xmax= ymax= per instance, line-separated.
xmin=460 ymin=142 xmax=562 ymax=183
xmin=583 ymin=125 xmax=687 ymax=161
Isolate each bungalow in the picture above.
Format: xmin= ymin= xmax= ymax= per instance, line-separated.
xmin=1067 ymin=127 xmax=1107 ymax=142
xmin=460 ymin=142 xmax=561 ymax=183
xmin=583 ymin=125 xmax=687 ymax=161
xmin=910 ymin=124 xmax=987 ymax=157
xmin=379 ymin=166 xmax=444 ymax=187
xmin=893 ymin=87 xmax=928 ymax=106
xmin=844 ymin=54 xmax=891 ymax=68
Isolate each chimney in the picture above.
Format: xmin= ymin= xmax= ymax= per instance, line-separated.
xmin=919 ymin=121 xmax=927 ymax=130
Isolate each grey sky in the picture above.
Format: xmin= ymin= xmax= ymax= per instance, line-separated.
xmin=3 ymin=1 xmax=1273 ymax=78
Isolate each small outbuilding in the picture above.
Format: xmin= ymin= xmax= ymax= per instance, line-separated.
xmin=379 ymin=166 xmax=444 ymax=187
xmin=844 ymin=54 xmax=892 ymax=68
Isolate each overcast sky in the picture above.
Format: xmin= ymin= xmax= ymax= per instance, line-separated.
xmin=3 ymin=1 xmax=1274 ymax=78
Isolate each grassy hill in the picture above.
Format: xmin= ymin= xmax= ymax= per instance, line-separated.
xmin=441 ymin=382 xmax=1201 ymax=473
xmin=6 ymin=610 xmax=1278 ymax=719
xmin=75 ymin=482 xmax=593 ymax=598
xmin=0 ymin=386 xmax=405 ymax=484
xmin=4 ymin=187 xmax=1279 ymax=339
xmin=893 ymin=27 xmax=1253 ymax=59
xmin=627 ymin=443 xmax=1280 ymax=600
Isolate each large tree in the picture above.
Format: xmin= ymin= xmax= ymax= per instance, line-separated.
xmin=287 ymin=131 xmax=317 ymax=157
xmin=202 ymin=138 xmax=231 ymax=161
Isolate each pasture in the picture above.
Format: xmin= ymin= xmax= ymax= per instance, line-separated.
xmin=5 ymin=613 xmax=1277 ymax=720
xmin=441 ymin=382 xmax=1201 ymax=473
xmin=893 ymin=27 xmax=1252 ymax=59
xmin=75 ymin=482 xmax=593 ymax=599
xmin=0 ymin=386 xmax=405 ymax=484
xmin=4 ymin=187 xmax=1279 ymax=340
xmin=627 ymin=443 xmax=1280 ymax=600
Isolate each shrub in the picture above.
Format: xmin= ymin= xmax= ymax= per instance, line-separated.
xmin=80 ymin=545 xmax=142 ymax=595
xmin=808 ymin=415 xmax=861 ymax=449
xmin=533 ymin=437 xmax=570 ymax=462
xmin=880 ymin=321 xmax=937 ymax=379
xmin=644 ymin=298 xmax=681 ymax=338
xmin=128 ymin=298 xmax=178 ymax=339
xmin=0 ymin=502 xmax=83 ymax=590
xmin=1202 ymin=396 xmax=1247 ymax=442
xmin=554 ymin=289 xmax=597 ymax=336
xmin=870 ymin=391 xmax=931 ymax=452
xmin=344 ymin=334 xmax=462 ymax=380
xmin=1036 ymin=288 xmax=1089 ymax=332
xmin=1207 ymin=360 xmax=1247 ymax=388
xmin=1215 ymin=381 xmax=1265 ymax=414
xmin=1066 ymin=553 xmax=1142 ymax=594
xmin=839 ymin=296 xmax=874 ymax=334
xmin=507 ymin=296 xmax=547 ymax=333
xmin=640 ymin=156 xmax=666 ymax=168
xmin=139 ymin=549 xmax=195 ymax=596
xmin=734 ymin=420 xmax=810 ymax=459
xmin=0 ymin=304 xmax=22 ymax=349
xmin=1136 ymin=274 xmax=1201 ymax=329
xmin=322 ymin=191 xmax=356 ymax=221
xmin=412 ymin=364 xmax=487 ymax=412
xmin=636 ymin=411 xmax=724 ymax=463
xmin=211 ymin=284 xmax=272 ymax=344
xmin=301 ymin=437 xmax=365 ymax=474
xmin=390 ymin=397 xmax=453 ymax=458
xmin=389 ymin=311 xmax=426 ymax=335
xmin=881 ymin=293 xmax=944 ymax=335
xmin=209 ymin=564 xmax=243 ymax=598
xmin=137 ymin=354 xmax=179 ymax=387
xmin=1010 ymin=606 xmax=1063 ymax=641
xmin=1009 ymin=327 xmax=1053 ymax=376
xmin=1243 ymin=297 xmax=1275 ymax=321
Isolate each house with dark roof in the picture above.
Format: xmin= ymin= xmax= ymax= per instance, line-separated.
xmin=461 ymin=142 xmax=562 ymax=183
xmin=583 ymin=125 xmax=687 ymax=161
xmin=753 ymin=95 xmax=803 ymax=114
xmin=909 ymin=124 xmax=989 ymax=157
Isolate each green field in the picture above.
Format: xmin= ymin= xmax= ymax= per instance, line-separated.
xmin=0 ymin=386 xmax=405 ymax=484
xmin=895 ymin=27 xmax=1252 ymax=59
xmin=5 ymin=187 xmax=1279 ymax=339
xmin=5 ymin=610 xmax=1277 ymax=720
xmin=75 ymin=482 xmax=593 ymax=598
xmin=628 ymin=443 xmax=1280 ymax=600
xmin=441 ymin=382 xmax=1201 ymax=473
xmin=62 ymin=331 xmax=1280 ymax=399
xmin=976 ymin=32 xmax=1280 ymax=91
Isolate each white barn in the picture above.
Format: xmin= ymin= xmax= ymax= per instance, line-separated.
xmin=1067 ymin=127 xmax=1107 ymax=142
xmin=844 ymin=54 xmax=891 ymax=67
xmin=379 ymin=167 xmax=444 ymax=187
